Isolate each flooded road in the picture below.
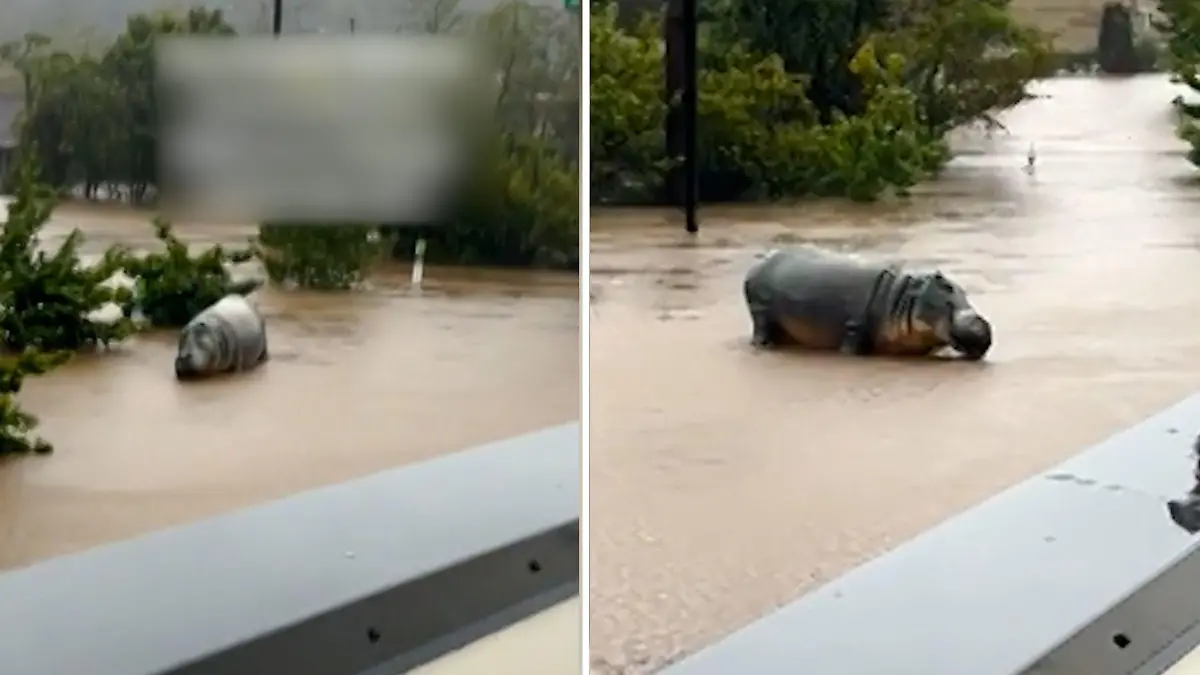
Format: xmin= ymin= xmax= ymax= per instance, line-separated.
xmin=0 ymin=207 xmax=579 ymax=570
xmin=590 ymin=75 xmax=1200 ymax=673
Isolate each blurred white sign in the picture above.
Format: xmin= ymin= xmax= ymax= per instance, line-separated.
xmin=158 ymin=35 xmax=493 ymax=224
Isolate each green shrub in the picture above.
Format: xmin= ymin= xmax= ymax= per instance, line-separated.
xmin=0 ymin=161 xmax=136 ymax=352
xmin=394 ymin=135 xmax=578 ymax=269
xmin=590 ymin=4 xmax=670 ymax=203
xmin=111 ymin=218 xmax=259 ymax=327
xmin=590 ymin=0 xmax=1043 ymax=204
xmin=0 ymin=348 xmax=72 ymax=456
xmin=257 ymin=225 xmax=383 ymax=291
xmin=694 ymin=46 xmax=818 ymax=201
xmin=1159 ymin=0 xmax=1200 ymax=167
xmin=590 ymin=7 xmax=945 ymax=203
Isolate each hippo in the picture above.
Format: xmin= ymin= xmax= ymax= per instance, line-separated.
xmin=743 ymin=247 xmax=992 ymax=360
xmin=175 ymin=294 xmax=269 ymax=380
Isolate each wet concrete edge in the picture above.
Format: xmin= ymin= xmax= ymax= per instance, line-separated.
xmin=0 ymin=423 xmax=581 ymax=675
xmin=657 ymin=395 xmax=1200 ymax=675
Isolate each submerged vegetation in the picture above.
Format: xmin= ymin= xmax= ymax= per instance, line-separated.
xmin=0 ymin=153 xmax=263 ymax=456
xmin=1159 ymin=0 xmax=1200 ymax=168
xmin=591 ymin=0 xmax=1051 ymax=204
xmin=1 ymin=1 xmax=578 ymax=277
xmin=0 ymin=1 xmax=580 ymax=457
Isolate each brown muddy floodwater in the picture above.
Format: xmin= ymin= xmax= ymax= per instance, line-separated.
xmin=590 ymin=75 xmax=1200 ymax=673
xmin=0 ymin=207 xmax=579 ymax=570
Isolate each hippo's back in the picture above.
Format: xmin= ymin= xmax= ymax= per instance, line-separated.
xmin=746 ymin=247 xmax=887 ymax=319
xmin=203 ymin=295 xmax=267 ymax=364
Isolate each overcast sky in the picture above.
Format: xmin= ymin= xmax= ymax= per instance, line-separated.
xmin=1 ymin=0 xmax=566 ymax=44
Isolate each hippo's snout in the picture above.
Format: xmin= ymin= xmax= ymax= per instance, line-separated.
xmin=175 ymin=358 xmax=194 ymax=380
xmin=949 ymin=311 xmax=991 ymax=361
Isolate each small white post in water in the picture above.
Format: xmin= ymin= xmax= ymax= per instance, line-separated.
xmin=411 ymin=238 xmax=427 ymax=287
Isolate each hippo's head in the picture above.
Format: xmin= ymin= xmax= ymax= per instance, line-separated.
xmin=175 ymin=322 xmax=221 ymax=380
xmin=908 ymin=271 xmax=992 ymax=360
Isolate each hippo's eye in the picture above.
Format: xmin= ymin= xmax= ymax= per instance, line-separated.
xmin=932 ymin=274 xmax=959 ymax=294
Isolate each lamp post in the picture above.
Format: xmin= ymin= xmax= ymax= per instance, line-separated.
xmin=665 ymin=0 xmax=698 ymax=233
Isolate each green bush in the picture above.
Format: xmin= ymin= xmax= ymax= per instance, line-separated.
xmin=1160 ymin=0 xmax=1200 ymax=167
xmin=0 ymin=160 xmax=130 ymax=457
xmin=694 ymin=45 xmax=819 ymax=201
xmin=111 ymin=218 xmax=259 ymax=327
xmin=257 ymin=225 xmax=383 ymax=291
xmin=0 ymin=161 xmax=136 ymax=352
xmin=0 ymin=348 xmax=73 ymax=456
xmin=0 ymin=157 xmax=272 ymax=457
xmin=394 ymin=135 xmax=578 ymax=269
xmin=590 ymin=0 xmax=1044 ymax=204
xmin=590 ymin=9 xmax=946 ymax=203
xmin=590 ymin=5 xmax=670 ymax=203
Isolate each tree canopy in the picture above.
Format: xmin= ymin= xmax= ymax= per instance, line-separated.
xmin=591 ymin=0 xmax=1049 ymax=204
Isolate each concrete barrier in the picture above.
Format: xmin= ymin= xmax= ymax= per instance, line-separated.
xmin=0 ymin=423 xmax=580 ymax=675
xmin=659 ymin=396 xmax=1200 ymax=675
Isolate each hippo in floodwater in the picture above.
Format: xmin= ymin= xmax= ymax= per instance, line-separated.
xmin=175 ymin=294 xmax=269 ymax=380
xmin=1168 ymin=434 xmax=1200 ymax=534
xmin=743 ymin=247 xmax=993 ymax=360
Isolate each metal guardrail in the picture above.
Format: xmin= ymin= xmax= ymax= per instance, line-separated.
xmin=412 ymin=596 xmax=580 ymax=675
xmin=659 ymin=395 xmax=1200 ymax=675
xmin=0 ymin=423 xmax=580 ymax=675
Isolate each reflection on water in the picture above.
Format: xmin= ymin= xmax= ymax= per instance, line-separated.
xmin=0 ymin=210 xmax=579 ymax=570
xmin=590 ymin=75 xmax=1200 ymax=673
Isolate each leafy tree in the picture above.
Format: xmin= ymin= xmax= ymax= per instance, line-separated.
xmin=14 ymin=9 xmax=235 ymax=202
xmin=590 ymin=0 xmax=948 ymax=202
xmin=0 ymin=157 xmax=135 ymax=352
xmin=707 ymin=0 xmax=892 ymax=121
xmin=388 ymin=0 xmax=580 ymax=268
xmin=695 ymin=45 xmax=819 ymax=200
xmin=0 ymin=32 xmax=51 ymax=111
xmin=591 ymin=0 xmax=1044 ymax=204
xmin=98 ymin=9 xmax=235 ymax=203
xmin=751 ymin=42 xmax=945 ymax=201
xmin=399 ymin=134 xmax=578 ymax=268
xmin=399 ymin=0 xmax=465 ymax=33
xmin=873 ymin=0 xmax=1050 ymax=136
xmin=590 ymin=4 xmax=669 ymax=202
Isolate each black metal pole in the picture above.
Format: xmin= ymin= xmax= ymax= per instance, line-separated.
xmin=665 ymin=0 xmax=699 ymax=233
xmin=272 ymin=0 xmax=283 ymax=35
xmin=682 ymin=0 xmax=697 ymax=234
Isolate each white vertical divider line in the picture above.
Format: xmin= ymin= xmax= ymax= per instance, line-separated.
xmin=578 ymin=1 xmax=593 ymax=673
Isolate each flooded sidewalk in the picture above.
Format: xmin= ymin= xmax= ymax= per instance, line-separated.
xmin=590 ymin=75 xmax=1200 ymax=673
xmin=0 ymin=209 xmax=579 ymax=570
